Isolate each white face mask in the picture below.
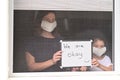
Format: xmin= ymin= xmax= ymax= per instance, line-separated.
xmin=93 ymin=47 xmax=106 ymax=57
xmin=41 ymin=20 xmax=57 ymax=32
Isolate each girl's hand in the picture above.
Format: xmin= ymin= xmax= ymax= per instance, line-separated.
xmin=80 ymin=66 xmax=87 ymax=71
xmin=92 ymin=58 xmax=100 ymax=67
xmin=52 ymin=50 xmax=62 ymax=64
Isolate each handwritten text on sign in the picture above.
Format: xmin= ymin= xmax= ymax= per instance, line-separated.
xmin=61 ymin=40 xmax=92 ymax=67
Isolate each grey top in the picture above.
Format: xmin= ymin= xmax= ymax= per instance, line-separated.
xmin=25 ymin=36 xmax=63 ymax=72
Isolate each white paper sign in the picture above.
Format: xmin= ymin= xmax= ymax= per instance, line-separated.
xmin=61 ymin=40 xmax=92 ymax=67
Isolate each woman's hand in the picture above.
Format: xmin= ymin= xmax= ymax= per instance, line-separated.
xmin=72 ymin=66 xmax=87 ymax=71
xmin=80 ymin=66 xmax=87 ymax=71
xmin=71 ymin=67 xmax=79 ymax=71
xmin=52 ymin=50 xmax=62 ymax=64
xmin=92 ymin=58 xmax=100 ymax=67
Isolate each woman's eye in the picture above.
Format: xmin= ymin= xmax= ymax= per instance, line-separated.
xmin=94 ymin=45 xmax=98 ymax=47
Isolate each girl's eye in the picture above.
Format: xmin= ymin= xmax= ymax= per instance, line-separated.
xmin=100 ymin=45 xmax=104 ymax=48
xmin=94 ymin=45 xmax=104 ymax=48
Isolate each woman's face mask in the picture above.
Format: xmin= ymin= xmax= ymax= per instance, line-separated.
xmin=93 ymin=47 xmax=106 ymax=57
xmin=41 ymin=20 xmax=57 ymax=32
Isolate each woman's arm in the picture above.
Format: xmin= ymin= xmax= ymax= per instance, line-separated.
xmin=25 ymin=51 xmax=62 ymax=71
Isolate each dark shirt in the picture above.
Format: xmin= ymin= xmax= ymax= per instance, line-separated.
xmin=25 ymin=36 xmax=63 ymax=72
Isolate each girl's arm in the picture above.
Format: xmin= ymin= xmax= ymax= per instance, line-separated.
xmin=92 ymin=58 xmax=112 ymax=71
xmin=25 ymin=51 xmax=62 ymax=71
xmin=98 ymin=64 xmax=112 ymax=71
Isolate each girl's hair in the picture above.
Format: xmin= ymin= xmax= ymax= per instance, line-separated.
xmin=33 ymin=11 xmax=60 ymax=37
xmin=93 ymin=37 xmax=106 ymax=46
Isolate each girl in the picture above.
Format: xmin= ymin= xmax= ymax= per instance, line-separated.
xmin=89 ymin=38 xmax=113 ymax=71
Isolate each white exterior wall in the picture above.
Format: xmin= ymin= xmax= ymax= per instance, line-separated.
xmin=14 ymin=0 xmax=113 ymax=11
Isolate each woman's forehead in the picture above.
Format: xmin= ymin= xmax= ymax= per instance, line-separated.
xmin=45 ymin=12 xmax=55 ymax=16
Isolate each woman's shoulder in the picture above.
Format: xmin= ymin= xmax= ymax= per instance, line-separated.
xmin=25 ymin=36 xmax=37 ymax=42
xmin=56 ymin=36 xmax=64 ymax=40
xmin=25 ymin=36 xmax=42 ymax=45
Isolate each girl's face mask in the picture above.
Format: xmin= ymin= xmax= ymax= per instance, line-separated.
xmin=41 ymin=20 xmax=57 ymax=32
xmin=93 ymin=47 xmax=106 ymax=57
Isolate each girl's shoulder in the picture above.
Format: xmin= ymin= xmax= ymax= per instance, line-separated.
xmin=104 ymin=55 xmax=110 ymax=59
xmin=101 ymin=55 xmax=111 ymax=61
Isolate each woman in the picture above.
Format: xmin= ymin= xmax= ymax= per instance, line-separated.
xmin=25 ymin=11 xmax=63 ymax=72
